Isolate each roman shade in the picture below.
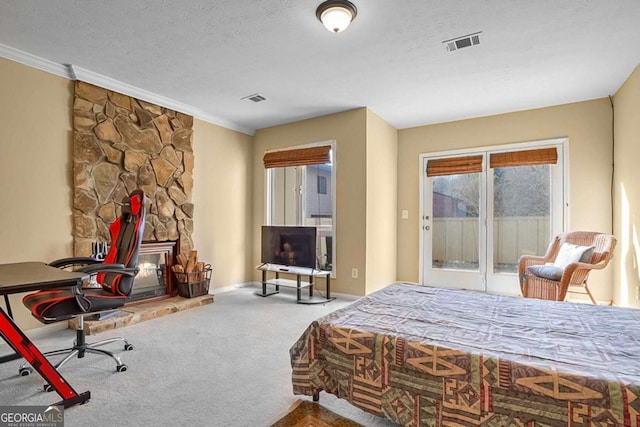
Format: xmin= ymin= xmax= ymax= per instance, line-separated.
xmin=490 ymin=147 xmax=557 ymax=168
xmin=426 ymin=155 xmax=483 ymax=177
xmin=263 ymin=145 xmax=331 ymax=169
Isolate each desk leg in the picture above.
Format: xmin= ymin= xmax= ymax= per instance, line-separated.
xmin=296 ymin=275 xmax=301 ymax=301
xmin=0 ymin=295 xmax=21 ymax=364
xmin=0 ymin=310 xmax=90 ymax=408
xmin=309 ymin=275 xmax=314 ymax=298
xmin=3 ymin=295 xmax=12 ymax=318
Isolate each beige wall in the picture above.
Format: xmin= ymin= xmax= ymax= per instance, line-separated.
xmin=0 ymin=57 xmax=255 ymax=330
xmin=365 ymin=109 xmax=398 ymax=294
xmin=613 ymin=64 xmax=640 ymax=307
xmin=397 ymin=99 xmax=614 ymax=302
xmin=1 ymin=51 xmax=633 ymax=332
xmin=253 ymin=109 xmax=368 ymax=295
xmin=0 ymin=57 xmax=75 ymax=330
xmin=192 ymin=119 xmax=254 ymax=291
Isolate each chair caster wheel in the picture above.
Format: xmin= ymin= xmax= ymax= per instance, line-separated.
xmin=117 ymin=364 xmax=128 ymax=372
xmin=19 ymin=367 xmax=33 ymax=376
xmin=124 ymin=343 xmax=134 ymax=351
xmin=44 ymin=384 xmax=54 ymax=392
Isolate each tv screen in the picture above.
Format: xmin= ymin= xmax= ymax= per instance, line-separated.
xmin=261 ymin=226 xmax=317 ymax=269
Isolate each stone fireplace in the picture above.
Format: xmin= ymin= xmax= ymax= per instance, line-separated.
xmin=72 ymin=81 xmax=195 ymax=300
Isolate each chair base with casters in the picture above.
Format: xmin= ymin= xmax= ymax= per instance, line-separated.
xmin=18 ymin=314 xmax=133 ymax=390
xmin=21 ymin=271 xmax=139 ymax=388
xmin=20 ymin=189 xmax=146 ymax=389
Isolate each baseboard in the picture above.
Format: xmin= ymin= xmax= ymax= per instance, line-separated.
xmin=329 ymin=291 xmax=361 ymax=301
xmin=212 ymin=281 xmax=260 ymax=294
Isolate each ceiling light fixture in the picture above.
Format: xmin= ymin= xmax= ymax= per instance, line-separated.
xmin=316 ymin=0 xmax=357 ymax=33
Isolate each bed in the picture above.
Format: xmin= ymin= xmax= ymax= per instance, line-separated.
xmin=289 ymin=282 xmax=640 ymax=426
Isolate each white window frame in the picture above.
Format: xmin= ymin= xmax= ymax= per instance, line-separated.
xmin=264 ymin=140 xmax=337 ymax=277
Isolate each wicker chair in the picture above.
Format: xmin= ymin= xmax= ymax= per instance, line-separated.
xmin=518 ymin=231 xmax=616 ymax=303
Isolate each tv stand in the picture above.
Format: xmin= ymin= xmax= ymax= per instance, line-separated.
xmin=256 ymin=264 xmax=335 ymax=304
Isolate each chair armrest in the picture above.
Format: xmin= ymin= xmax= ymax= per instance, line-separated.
xmin=517 ymin=255 xmax=548 ymax=276
xmin=519 ymin=255 xmax=547 ymax=265
xmin=48 ymin=257 xmax=101 ymax=269
xmin=561 ymin=260 xmax=608 ymax=282
xmin=547 ymin=261 xmax=607 ymax=301
xmin=77 ymin=263 xmax=139 ymax=277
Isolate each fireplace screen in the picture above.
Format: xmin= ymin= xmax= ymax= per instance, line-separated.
xmin=129 ymin=241 xmax=177 ymax=302
xmin=131 ymin=253 xmax=166 ymax=301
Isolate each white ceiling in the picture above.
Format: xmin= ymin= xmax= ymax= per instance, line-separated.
xmin=1 ymin=1 xmax=639 ymax=135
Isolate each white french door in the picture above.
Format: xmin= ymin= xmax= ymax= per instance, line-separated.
xmin=421 ymin=139 xmax=566 ymax=295
xmin=422 ymin=154 xmax=486 ymax=291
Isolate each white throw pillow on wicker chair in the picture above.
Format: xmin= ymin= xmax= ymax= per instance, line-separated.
xmin=553 ymin=243 xmax=594 ymax=269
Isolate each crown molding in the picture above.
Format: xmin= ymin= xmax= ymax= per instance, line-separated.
xmin=70 ymin=65 xmax=254 ymax=135
xmin=0 ymin=43 xmax=254 ymax=135
xmin=0 ymin=43 xmax=72 ymax=79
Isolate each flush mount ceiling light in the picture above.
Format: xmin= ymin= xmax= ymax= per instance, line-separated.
xmin=316 ymin=0 xmax=357 ymax=33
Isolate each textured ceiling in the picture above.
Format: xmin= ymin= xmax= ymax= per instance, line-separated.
xmin=1 ymin=1 xmax=639 ymax=135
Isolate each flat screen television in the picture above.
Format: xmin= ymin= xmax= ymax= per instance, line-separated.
xmin=261 ymin=226 xmax=317 ymax=269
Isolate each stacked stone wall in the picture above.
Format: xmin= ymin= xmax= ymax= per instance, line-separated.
xmin=73 ymin=81 xmax=194 ymax=256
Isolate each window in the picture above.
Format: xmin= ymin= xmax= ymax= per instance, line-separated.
xmin=317 ymin=175 xmax=327 ymax=195
xmin=265 ymin=143 xmax=335 ymax=274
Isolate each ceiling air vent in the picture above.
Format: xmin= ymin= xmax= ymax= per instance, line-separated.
xmin=242 ymin=93 xmax=267 ymax=103
xmin=443 ymin=32 xmax=482 ymax=52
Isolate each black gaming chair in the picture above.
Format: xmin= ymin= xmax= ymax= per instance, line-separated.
xmin=21 ymin=189 xmax=145 ymax=382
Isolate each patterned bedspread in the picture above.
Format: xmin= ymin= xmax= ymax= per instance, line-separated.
xmin=290 ymin=282 xmax=640 ymax=426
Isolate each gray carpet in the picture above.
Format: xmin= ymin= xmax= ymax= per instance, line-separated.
xmin=0 ymin=286 xmax=398 ymax=426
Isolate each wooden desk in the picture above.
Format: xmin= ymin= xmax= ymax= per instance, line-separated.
xmin=0 ymin=262 xmax=91 ymax=407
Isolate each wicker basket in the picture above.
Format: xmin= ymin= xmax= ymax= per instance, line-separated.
xmin=174 ymin=265 xmax=212 ymax=298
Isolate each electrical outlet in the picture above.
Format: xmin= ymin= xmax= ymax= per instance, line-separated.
xmin=401 ymin=210 xmax=409 ymax=219
xmin=636 ymin=286 xmax=640 ymax=301
xmin=351 ymin=268 xmax=358 ymax=279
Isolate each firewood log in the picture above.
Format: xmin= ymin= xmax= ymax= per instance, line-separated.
xmin=177 ymin=253 xmax=188 ymax=270
xmin=195 ymin=262 xmax=205 ymax=281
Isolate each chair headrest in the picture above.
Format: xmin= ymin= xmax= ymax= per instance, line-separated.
xmin=122 ymin=189 xmax=145 ymax=217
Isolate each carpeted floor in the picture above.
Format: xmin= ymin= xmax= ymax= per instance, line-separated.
xmin=0 ymin=285 xmax=398 ymax=426
xmin=269 ymin=400 xmax=364 ymax=426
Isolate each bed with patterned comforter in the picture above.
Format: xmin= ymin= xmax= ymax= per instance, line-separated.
xmin=289 ymin=282 xmax=640 ymax=426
